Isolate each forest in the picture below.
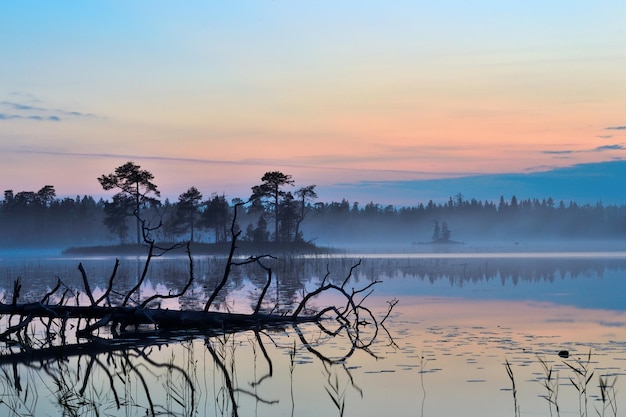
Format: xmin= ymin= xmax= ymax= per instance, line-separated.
xmin=1 ymin=161 xmax=626 ymax=249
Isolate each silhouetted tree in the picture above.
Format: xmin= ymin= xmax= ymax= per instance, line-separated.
xmin=98 ymin=161 xmax=160 ymax=244
xmin=245 ymin=215 xmax=270 ymax=242
xmin=251 ymin=171 xmax=294 ymax=242
xmin=440 ymin=221 xmax=451 ymax=241
xmin=432 ymin=220 xmax=441 ymax=241
xmin=103 ymin=194 xmax=134 ymax=243
xmin=36 ymin=185 xmax=56 ymax=207
xmin=202 ymin=194 xmax=231 ymax=243
xmin=278 ymin=192 xmax=299 ymax=241
xmin=2 ymin=190 xmax=14 ymax=207
xmin=295 ymin=185 xmax=317 ymax=242
xmin=170 ymin=186 xmax=203 ymax=242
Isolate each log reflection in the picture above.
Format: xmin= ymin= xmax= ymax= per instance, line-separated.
xmin=0 ymin=319 xmax=394 ymax=416
xmin=0 ymin=342 xmax=197 ymax=416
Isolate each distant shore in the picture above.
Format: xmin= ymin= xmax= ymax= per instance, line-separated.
xmin=2 ymin=238 xmax=625 ymax=259
xmin=62 ymin=241 xmax=339 ymax=256
xmin=412 ymin=239 xmax=464 ymax=245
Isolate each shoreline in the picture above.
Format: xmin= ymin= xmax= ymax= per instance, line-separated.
xmin=62 ymin=241 xmax=339 ymax=256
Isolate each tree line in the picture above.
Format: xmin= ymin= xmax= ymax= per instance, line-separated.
xmin=1 ymin=162 xmax=626 ymax=248
xmin=304 ymin=193 xmax=626 ymax=245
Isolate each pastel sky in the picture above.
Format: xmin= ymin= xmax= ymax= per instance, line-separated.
xmin=1 ymin=1 xmax=625 ymax=203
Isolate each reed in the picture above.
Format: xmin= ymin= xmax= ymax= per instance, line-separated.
xmin=504 ymin=358 xmax=520 ymax=417
xmin=289 ymin=340 xmax=296 ymax=417
xmin=537 ymin=356 xmax=560 ymax=417
xmin=505 ymin=350 xmax=619 ymax=417
xmin=418 ymin=353 xmax=429 ymax=417
xmin=0 ymin=365 xmax=38 ymax=416
xmin=597 ymin=374 xmax=618 ymax=417
xmin=564 ymin=349 xmax=593 ymax=417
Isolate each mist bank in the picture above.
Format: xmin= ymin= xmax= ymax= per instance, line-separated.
xmin=300 ymin=197 xmax=626 ymax=252
xmin=1 ymin=188 xmax=625 ymax=252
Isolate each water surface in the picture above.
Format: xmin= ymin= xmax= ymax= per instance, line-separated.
xmin=1 ymin=252 xmax=625 ymax=416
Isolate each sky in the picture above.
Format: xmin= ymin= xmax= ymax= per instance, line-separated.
xmin=1 ymin=1 xmax=625 ymax=204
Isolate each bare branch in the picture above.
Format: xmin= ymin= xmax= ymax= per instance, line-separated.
xmin=140 ymin=242 xmax=195 ymax=308
xmin=95 ymin=258 xmax=120 ymax=307
xmin=250 ymin=256 xmax=275 ymax=315
xmin=249 ymin=330 xmax=273 ymax=387
xmin=11 ymin=278 xmax=21 ymax=307
xmin=76 ymin=314 xmax=113 ymax=337
xmin=122 ymin=240 xmax=155 ymax=306
xmin=40 ymin=279 xmax=62 ymax=305
xmin=205 ymin=201 xmax=245 ymax=311
xmin=77 ymin=262 xmax=96 ymax=306
xmin=0 ymin=314 xmax=33 ymax=340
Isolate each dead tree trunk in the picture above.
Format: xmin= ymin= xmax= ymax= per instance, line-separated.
xmin=0 ymin=201 xmax=394 ymax=356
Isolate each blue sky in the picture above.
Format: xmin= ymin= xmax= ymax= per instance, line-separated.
xmin=332 ymin=160 xmax=626 ymax=206
xmin=1 ymin=1 xmax=626 ymax=204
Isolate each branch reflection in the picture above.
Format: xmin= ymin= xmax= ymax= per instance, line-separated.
xmin=0 ymin=315 xmax=394 ymax=417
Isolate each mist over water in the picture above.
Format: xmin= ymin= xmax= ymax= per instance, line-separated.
xmin=3 ymin=251 xmax=626 ymax=311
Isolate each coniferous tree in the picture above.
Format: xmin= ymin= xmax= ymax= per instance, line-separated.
xmin=171 ymin=186 xmax=203 ymax=242
xmin=251 ymin=171 xmax=294 ymax=242
xmin=294 ymin=185 xmax=317 ymax=242
xmin=98 ymin=161 xmax=160 ymax=244
xmin=202 ymin=194 xmax=231 ymax=243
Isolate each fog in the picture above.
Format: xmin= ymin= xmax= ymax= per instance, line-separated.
xmin=1 ymin=191 xmax=625 ymax=254
xmin=300 ymin=217 xmax=626 ymax=254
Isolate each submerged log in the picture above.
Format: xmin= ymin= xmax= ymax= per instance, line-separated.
xmin=0 ymin=202 xmax=394 ymax=362
xmin=0 ymin=302 xmax=319 ymax=331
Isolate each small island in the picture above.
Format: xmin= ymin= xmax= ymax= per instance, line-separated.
xmin=413 ymin=219 xmax=464 ymax=246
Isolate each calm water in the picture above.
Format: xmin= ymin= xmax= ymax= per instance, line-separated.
xmin=1 ymin=251 xmax=625 ymax=417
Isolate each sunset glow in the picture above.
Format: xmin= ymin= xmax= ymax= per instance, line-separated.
xmin=2 ymin=1 xmax=625 ymax=203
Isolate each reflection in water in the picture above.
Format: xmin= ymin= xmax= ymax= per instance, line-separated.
xmin=0 ymin=341 xmax=197 ymax=416
xmin=389 ymin=296 xmax=626 ymax=417
xmin=0 ymin=253 xmax=396 ymax=416
xmin=0 ymin=321 xmax=391 ymax=417
xmin=418 ymin=353 xmax=429 ymax=417
xmin=1 ymin=253 xmax=626 ymax=416
xmin=2 ymin=254 xmax=626 ymax=309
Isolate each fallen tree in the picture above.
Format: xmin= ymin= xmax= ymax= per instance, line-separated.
xmin=0 ymin=202 xmax=396 ymax=357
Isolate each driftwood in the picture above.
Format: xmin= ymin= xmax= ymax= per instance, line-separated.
xmin=0 ymin=202 xmax=395 ymax=362
xmin=0 ymin=315 xmax=397 ymax=417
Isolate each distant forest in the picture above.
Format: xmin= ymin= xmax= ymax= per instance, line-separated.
xmin=1 ymin=163 xmax=626 ymax=249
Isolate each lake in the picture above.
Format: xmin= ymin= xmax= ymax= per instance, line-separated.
xmin=1 ymin=250 xmax=625 ymax=417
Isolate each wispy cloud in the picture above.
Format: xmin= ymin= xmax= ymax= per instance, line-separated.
xmin=598 ymin=321 xmax=626 ymax=328
xmin=0 ymin=113 xmax=60 ymax=121
xmin=524 ymin=164 xmax=560 ymax=172
xmin=542 ymin=144 xmax=625 ymax=155
xmin=9 ymin=148 xmax=246 ymax=166
xmin=542 ymin=150 xmax=573 ymax=155
xmin=0 ymin=96 xmax=100 ymax=122
xmin=594 ymin=144 xmax=624 ymax=151
xmin=2 ymin=102 xmax=47 ymax=112
xmin=9 ymin=91 xmax=40 ymax=101
xmin=5 ymin=148 xmax=476 ymax=178
xmin=606 ymin=126 xmax=626 ymax=130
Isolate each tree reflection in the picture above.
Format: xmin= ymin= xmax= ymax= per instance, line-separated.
xmin=0 ymin=315 xmax=394 ymax=416
xmin=0 ymin=342 xmax=197 ymax=416
xmin=3 ymin=255 xmax=624 ymax=308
